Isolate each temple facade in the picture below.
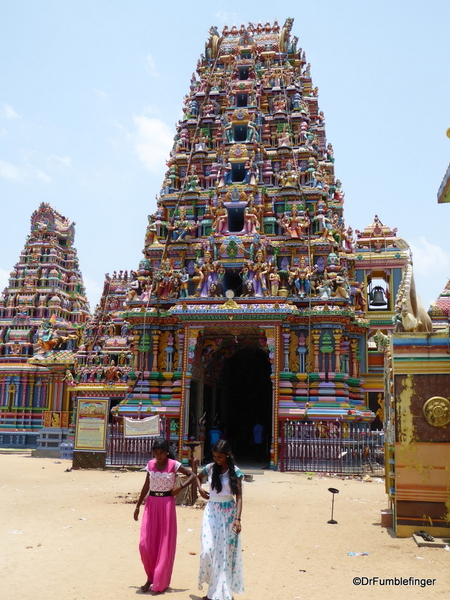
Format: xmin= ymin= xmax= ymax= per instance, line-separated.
xmin=1 ymin=20 xmax=417 ymax=469
xmin=68 ymin=19 xmax=410 ymax=466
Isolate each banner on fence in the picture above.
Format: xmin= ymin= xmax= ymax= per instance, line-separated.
xmin=124 ymin=415 xmax=160 ymax=438
xmin=75 ymin=399 xmax=109 ymax=452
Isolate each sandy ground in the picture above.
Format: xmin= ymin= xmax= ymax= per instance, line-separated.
xmin=1 ymin=453 xmax=449 ymax=600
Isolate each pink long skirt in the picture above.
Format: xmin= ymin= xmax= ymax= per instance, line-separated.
xmin=139 ymin=495 xmax=177 ymax=592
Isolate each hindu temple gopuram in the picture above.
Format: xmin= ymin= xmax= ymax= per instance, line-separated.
xmin=0 ymin=203 xmax=89 ymax=445
xmin=2 ymin=19 xmax=443 ymax=477
xmin=67 ymin=18 xmax=415 ymax=467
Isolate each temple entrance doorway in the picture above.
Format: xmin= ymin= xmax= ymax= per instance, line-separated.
xmin=214 ymin=347 xmax=272 ymax=463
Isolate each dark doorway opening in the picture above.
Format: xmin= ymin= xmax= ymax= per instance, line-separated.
xmin=224 ymin=270 xmax=243 ymax=296
xmin=236 ymin=93 xmax=248 ymax=107
xmin=109 ymin=398 xmax=122 ymax=423
xmin=217 ymin=347 xmax=272 ymax=462
xmin=231 ymin=162 xmax=246 ymax=183
xmin=227 ymin=206 xmax=245 ymax=232
xmin=239 ymin=67 xmax=249 ymax=80
xmin=233 ymin=124 xmax=247 ymax=142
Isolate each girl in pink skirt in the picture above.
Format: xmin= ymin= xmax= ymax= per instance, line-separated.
xmin=134 ymin=438 xmax=196 ymax=593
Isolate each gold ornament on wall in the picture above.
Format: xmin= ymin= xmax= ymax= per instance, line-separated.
xmin=423 ymin=396 xmax=450 ymax=428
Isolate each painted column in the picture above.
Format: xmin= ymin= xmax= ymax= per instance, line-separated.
xmin=28 ymin=377 xmax=35 ymax=409
xmin=151 ymin=332 xmax=160 ymax=372
xmin=333 ymin=330 xmax=342 ymax=373
xmin=282 ymin=329 xmax=290 ymax=372
xmin=262 ymin=325 xmax=279 ymax=468
xmin=131 ymin=331 xmax=140 ymax=372
xmin=273 ymin=324 xmax=281 ymax=467
xmin=41 ymin=380 xmax=48 ymax=410
xmin=198 ymin=357 xmax=206 ymax=440
xmin=350 ymin=339 xmax=358 ymax=377
xmin=178 ymin=325 xmax=189 ymax=461
xmin=63 ymin=382 xmax=71 ymax=412
xmin=182 ymin=328 xmax=202 ymax=458
xmin=62 ymin=386 xmax=71 ymax=428
xmin=176 ymin=330 xmax=184 ymax=371
xmin=165 ymin=332 xmax=174 ymax=373
xmin=341 ymin=340 xmax=350 ymax=374
xmin=298 ymin=333 xmax=306 ymax=374
xmin=55 ymin=374 xmax=62 ymax=411
xmin=51 ymin=376 xmax=58 ymax=416
xmin=47 ymin=375 xmax=53 ymax=411
xmin=183 ymin=381 xmax=191 ymax=457
xmin=187 ymin=329 xmax=201 ymax=374
xmin=20 ymin=376 xmax=27 ymax=407
xmin=312 ymin=330 xmax=321 ymax=372
xmin=36 ymin=380 xmax=42 ymax=409
xmin=0 ymin=377 xmax=6 ymax=407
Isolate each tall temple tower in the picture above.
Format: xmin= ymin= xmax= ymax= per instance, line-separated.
xmin=0 ymin=21 xmax=431 ymax=465
xmin=101 ymin=18 xmax=376 ymax=465
xmin=0 ymin=203 xmax=89 ymax=445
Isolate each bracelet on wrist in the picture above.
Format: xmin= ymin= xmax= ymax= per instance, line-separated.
xmin=234 ymin=518 xmax=241 ymax=521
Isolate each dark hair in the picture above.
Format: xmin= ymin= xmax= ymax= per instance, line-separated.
xmin=210 ymin=439 xmax=240 ymax=495
xmin=152 ymin=437 xmax=175 ymax=459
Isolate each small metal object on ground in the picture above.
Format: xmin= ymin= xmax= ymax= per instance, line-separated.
xmin=328 ymin=487 xmax=339 ymax=524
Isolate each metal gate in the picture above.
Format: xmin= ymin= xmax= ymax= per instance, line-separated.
xmin=279 ymin=420 xmax=384 ymax=474
xmin=106 ymin=417 xmax=170 ymax=467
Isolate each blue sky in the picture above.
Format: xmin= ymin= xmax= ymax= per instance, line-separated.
xmin=1 ymin=0 xmax=449 ymax=310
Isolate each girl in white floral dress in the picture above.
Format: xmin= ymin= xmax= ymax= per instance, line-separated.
xmin=197 ymin=439 xmax=244 ymax=600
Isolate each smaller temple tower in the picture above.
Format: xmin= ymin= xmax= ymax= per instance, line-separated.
xmin=68 ymin=271 xmax=134 ymax=421
xmin=352 ymin=216 xmax=411 ymax=427
xmin=0 ymin=203 xmax=90 ymax=447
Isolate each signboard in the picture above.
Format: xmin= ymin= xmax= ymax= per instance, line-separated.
xmin=75 ymin=399 xmax=109 ymax=452
xmin=124 ymin=415 xmax=160 ymax=438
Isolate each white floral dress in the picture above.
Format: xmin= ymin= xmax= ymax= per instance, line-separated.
xmin=198 ymin=464 xmax=244 ymax=600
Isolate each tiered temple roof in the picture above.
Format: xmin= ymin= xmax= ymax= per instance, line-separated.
xmin=0 ymin=202 xmax=89 ymax=358
xmin=2 ymin=19 xmax=423 ymax=461
xmin=0 ymin=203 xmax=90 ymax=438
xmin=94 ymin=18 xmax=379 ymax=436
xmin=429 ymin=279 xmax=450 ymax=330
